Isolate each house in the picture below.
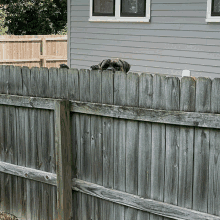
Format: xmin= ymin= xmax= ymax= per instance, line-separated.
xmin=67 ymin=0 xmax=220 ymax=78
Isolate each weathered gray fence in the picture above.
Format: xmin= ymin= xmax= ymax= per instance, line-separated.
xmin=0 ymin=65 xmax=220 ymax=220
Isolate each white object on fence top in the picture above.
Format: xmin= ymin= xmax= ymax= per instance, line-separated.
xmin=182 ymin=69 xmax=191 ymax=77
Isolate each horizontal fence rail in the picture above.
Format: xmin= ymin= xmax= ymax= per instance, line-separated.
xmin=1 ymin=94 xmax=220 ymax=129
xmin=0 ymin=161 xmax=219 ymax=220
xmin=71 ymin=101 xmax=220 ymax=129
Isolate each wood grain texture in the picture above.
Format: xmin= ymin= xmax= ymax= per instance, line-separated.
xmin=57 ymin=68 xmax=68 ymax=99
xmin=113 ymin=71 xmax=127 ymax=220
xmin=1 ymin=93 xmax=220 ymax=129
xmin=79 ymin=69 xmax=92 ymax=220
xmin=125 ymin=72 xmax=139 ymax=220
xmin=0 ymin=161 xmax=57 ymax=186
xmin=55 ymin=100 xmax=72 ymax=220
xmin=72 ymin=178 xmax=220 ymax=220
xmin=90 ymin=69 xmax=103 ymax=220
xmin=68 ymin=68 xmax=80 ymax=101
xmin=19 ymin=67 xmax=28 ymax=220
xmin=193 ymin=77 xmax=211 ymax=213
xmin=48 ymin=66 xmax=60 ymax=220
xmin=164 ymin=76 xmax=180 ymax=208
xmin=1 ymin=158 xmax=220 ymax=220
xmin=138 ymin=73 xmax=153 ymax=220
xmin=2 ymin=67 xmax=220 ymax=219
xmin=48 ymin=67 xmax=59 ymax=99
xmin=151 ymin=74 xmax=166 ymax=220
xmin=102 ymin=70 xmax=114 ymax=220
xmin=208 ymin=78 xmax=220 ymax=216
xmin=0 ymin=94 xmax=56 ymax=110
xmin=70 ymin=67 xmax=80 ymax=220
xmin=70 ymin=100 xmax=220 ymax=129
xmin=178 ymin=77 xmax=195 ymax=210
xmin=0 ymin=95 xmax=5 ymax=213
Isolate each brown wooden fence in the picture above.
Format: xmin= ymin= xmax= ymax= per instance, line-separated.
xmin=0 ymin=65 xmax=220 ymax=220
xmin=0 ymin=35 xmax=67 ymax=69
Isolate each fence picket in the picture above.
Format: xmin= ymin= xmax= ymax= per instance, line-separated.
xmin=138 ymin=73 xmax=153 ymax=220
xmin=114 ymin=71 xmax=127 ymax=220
xmin=178 ymin=77 xmax=195 ymax=209
xmin=48 ymin=67 xmax=59 ymax=99
xmin=58 ymin=68 xmax=68 ymax=99
xmin=1 ymin=66 xmax=9 ymax=94
xmin=48 ymin=67 xmax=59 ymax=220
xmin=39 ymin=68 xmax=49 ymax=219
xmin=22 ymin=67 xmax=31 ymax=96
xmin=209 ymin=78 xmax=220 ymax=216
xmin=30 ymin=67 xmax=40 ymax=97
xmin=125 ymin=72 xmax=139 ymax=220
xmin=68 ymin=69 xmax=80 ymax=101
xmin=102 ymin=70 xmax=114 ymax=219
xmin=164 ymin=77 xmax=180 ymax=212
xmin=69 ymin=68 xmax=80 ymax=220
xmin=13 ymin=66 xmax=24 ymax=219
xmin=7 ymin=66 xmax=18 ymax=217
xmin=30 ymin=67 xmax=40 ymax=219
xmin=22 ymin=66 xmax=32 ymax=220
xmin=151 ymin=74 xmax=166 ymax=220
xmin=38 ymin=67 xmax=51 ymax=219
xmin=79 ymin=69 xmax=92 ymax=220
xmin=39 ymin=67 xmax=49 ymax=98
xmin=193 ymin=77 xmax=212 ymax=213
xmin=90 ymin=69 xmax=102 ymax=220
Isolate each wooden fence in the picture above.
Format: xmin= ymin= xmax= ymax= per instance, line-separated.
xmin=0 ymin=65 xmax=220 ymax=220
xmin=0 ymin=35 xmax=67 ymax=68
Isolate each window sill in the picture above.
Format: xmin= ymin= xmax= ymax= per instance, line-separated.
xmin=206 ymin=17 xmax=220 ymax=22
xmin=89 ymin=17 xmax=150 ymax=23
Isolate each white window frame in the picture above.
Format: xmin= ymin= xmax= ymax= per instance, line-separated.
xmin=206 ymin=0 xmax=220 ymax=22
xmin=89 ymin=0 xmax=151 ymax=23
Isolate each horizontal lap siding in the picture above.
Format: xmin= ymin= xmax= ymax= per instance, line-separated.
xmin=70 ymin=0 xmax=220 ymax=78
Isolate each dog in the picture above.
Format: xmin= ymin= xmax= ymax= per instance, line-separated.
xmin=90 ymin=58 xmax=130 ymax=73
xmin=60 ymin=64 xmax=69 ymax=69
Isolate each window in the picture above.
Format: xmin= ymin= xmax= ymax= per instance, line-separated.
xmin=206 ymin=0 xmax=220 ymax=22
xmin=211 ymin=0 xmax=220 ymax=15
xmin=89 ymin=0 xmax=151 ymax=22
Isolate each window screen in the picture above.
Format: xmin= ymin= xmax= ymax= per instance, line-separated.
xmin=93 ymin=0 xmax=115 ymax=16
xmin=212 ymin=0 xmax=220 ymax=16
xmin=121 ymin=0 xmax=146 ymax=17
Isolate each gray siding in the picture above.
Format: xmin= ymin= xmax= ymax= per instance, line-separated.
xmin=69 ymin=0 xmax=220 ymax=78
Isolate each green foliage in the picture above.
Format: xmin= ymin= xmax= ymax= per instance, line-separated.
xmin=57 ymin=23 xmax=67 ymax=35
xmin=0 ymin=7 xmax=8 ymax=35
xmin=0 ymin=0 xmax=67 ymax=35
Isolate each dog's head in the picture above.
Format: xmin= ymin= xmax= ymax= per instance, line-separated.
xmin=111 ymin=59 xmax=130 ymax=73
xmin=91 ymin=58 xmax=130 ymax=73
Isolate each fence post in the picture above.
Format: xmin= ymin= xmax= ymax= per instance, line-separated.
xmin=54 ymin=100 xmax=72 ymax=220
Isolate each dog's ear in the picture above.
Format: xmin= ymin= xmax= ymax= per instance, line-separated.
xmin=118 ymin=59 xmax=130 ymax=73
xmin=124 ymin=61 xmax=131 ymax=73
xmin=100 ymin=59 xmax=111 ymax=70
